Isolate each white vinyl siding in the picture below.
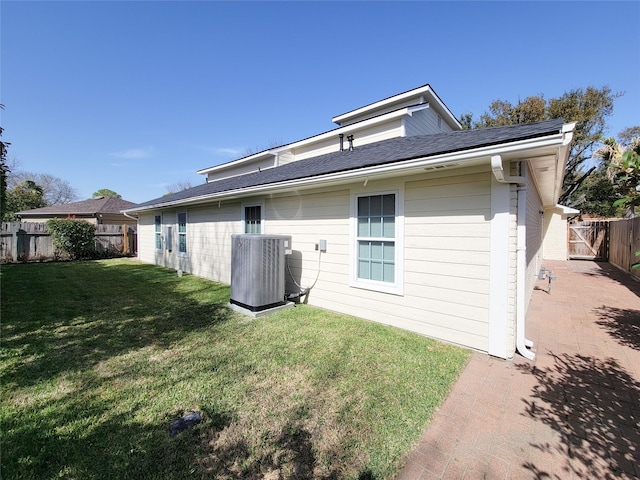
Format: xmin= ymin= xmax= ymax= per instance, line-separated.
xmin=267 ymin=168 xmax=490 ymax=351
xmin=206 ymin=157 xmax=275 ymax=183
xmin=137 ymin=166 xmax=496 ymax=354
xmin=525 ymin=165 xmax=544 ymax=307
xmin=543 ymin=207 xmax=569 ymax=260
xmin=185 ymin=203 xmax=242 ymax=282
xmin=279 ymin=120 xmax=404 ymax=164
xmin=404 ymin=108 xmax=454 ymax=136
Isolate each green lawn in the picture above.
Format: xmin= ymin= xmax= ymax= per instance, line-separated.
xmin=1 ymin=259 xmax=470 ymax=479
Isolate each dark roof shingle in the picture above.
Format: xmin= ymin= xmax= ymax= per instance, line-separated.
xmin=131 ymin=119 xmax=565 ymax=210
xmin=17 ymin=197 xmax=136 ymax=216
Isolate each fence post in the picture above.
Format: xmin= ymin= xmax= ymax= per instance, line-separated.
xmin=123 ymin=223 xmax=129 ymax=255
xmin=11 ymin=223 xmax=19 ymax=260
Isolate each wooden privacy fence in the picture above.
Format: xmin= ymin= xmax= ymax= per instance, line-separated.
xmin=608 ymin=217 xmax=640 ymax=281
xmin=568 ymin=221 xmax=609 ymax=260
xmin=0 ymin=222 xmax=137 ymax=262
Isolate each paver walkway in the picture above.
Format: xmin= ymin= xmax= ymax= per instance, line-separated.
xmin=396 ymin=260 xmax=640 ymax=480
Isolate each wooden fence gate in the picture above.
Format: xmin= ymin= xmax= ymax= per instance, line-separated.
xmin=568 ymin=221 xmax=609 ymax=260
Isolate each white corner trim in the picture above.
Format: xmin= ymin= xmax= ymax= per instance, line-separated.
xmin=488 ymin=176 xmax=511 ymax=359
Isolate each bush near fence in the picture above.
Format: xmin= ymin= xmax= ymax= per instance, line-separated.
xmin=0 ymin=222 xmax=137 ymax=263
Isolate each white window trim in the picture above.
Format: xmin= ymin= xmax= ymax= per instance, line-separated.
xmin=154 ymin=215 xmax=162 ymax=252
xmin=177 ymin=211 xmax=188 ymax=256
xmin=349 ymin=185 xmax=404 ymax=296
xmin=242 ymin=201 xmax=264 ymax=234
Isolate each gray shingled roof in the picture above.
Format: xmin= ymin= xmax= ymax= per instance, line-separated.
xmin=17 ymin=197 xmax=136 ymax=216
xmin=130 ymin=119 xmax=565 ymax=210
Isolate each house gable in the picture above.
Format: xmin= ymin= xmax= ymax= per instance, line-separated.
xmin=197 ymin=84 xmax=461 ymax=183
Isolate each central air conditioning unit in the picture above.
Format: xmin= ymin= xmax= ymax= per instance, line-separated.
xmin=230 ymin=234 xmax=292 ymax=312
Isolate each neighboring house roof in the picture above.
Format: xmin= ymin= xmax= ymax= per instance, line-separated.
xmin=17 ymin=197 xmax=136 ymax=217
xmin=126 ymin=119 xmax=570 ymax=213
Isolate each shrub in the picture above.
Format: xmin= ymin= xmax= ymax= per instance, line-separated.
xmin=46 ymin=219 xmax=96 ymax=260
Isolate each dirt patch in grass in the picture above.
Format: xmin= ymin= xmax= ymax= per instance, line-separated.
xmin=199 ymin=366 xmax=367 ymax=479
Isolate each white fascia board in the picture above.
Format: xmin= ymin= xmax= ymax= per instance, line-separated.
xmin=407 ymin=104 xmax=430 ymax=116
xmin=553 ymin=122 xmax=576 ymax=200
xmin=553 ymin=204 xmax=580 ymax=215
xmin=125 ymin=132 xmax=568 ymax=214
xmin=332 ymin=85 xmax=433 ymax=124
xmin=196 ymin=151 xmax=277 ymax=176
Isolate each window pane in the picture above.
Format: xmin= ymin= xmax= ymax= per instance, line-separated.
xmin=179 ymin=235 xmax=187 ymax=253
xmin=155 ymin=216 xmax=161 ymax=232
xmin=383 ymin=263 xmax=395 ymax=282
xmin=383 ymin=217 xmax=395 ymax=237
xmin=370 ymin=261 xmax=383 ymax=281
xmin=382 ymin=194 xmax=395 ymax=216
xmin=358 ymin=217 xmax=369 ymax=237
xmin=357 ymin=197 xmax=369 ymax=217
xmin=370 ymin=241 xmax=383 ymax=260
xmin=370 ymin=218 xmax=382 ymax=237
xmin=358 ymin=260 xmax=370 ymax=279
xmin=370 ymin=195 xmax=382 ymax=216
xmin=383 ymin=242 xmax=395 ymax=261
xmin=358 ymin=241 xmax=370 ymax=258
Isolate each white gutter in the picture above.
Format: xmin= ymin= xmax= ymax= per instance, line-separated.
xmin=125 ymin=133 xmax=567 ymax=215
xmin=491 ymin=155 xmax=535 ymax=361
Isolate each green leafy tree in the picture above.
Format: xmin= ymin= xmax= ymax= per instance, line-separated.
xmin=595 ymin=136 xmax=640 ymax=217
xmin=460 ymin=86 xmax=621 ymax=204
xmin=47 ymin=218 xmax=96 ymax=260
xmin=4 ymin=180 xmax=47 ymax=221
xmin=93 ymin=189 xmax=121 ymax=198
xmin=570 ymin=167 xmax=621 ymax=217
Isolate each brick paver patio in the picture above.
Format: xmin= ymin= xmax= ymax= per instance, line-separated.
xmin=396 ymin=260 xmax=640 ymax=479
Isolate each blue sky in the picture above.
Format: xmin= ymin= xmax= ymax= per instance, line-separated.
xmin=2 ymin=1 xmax=639 ymax=204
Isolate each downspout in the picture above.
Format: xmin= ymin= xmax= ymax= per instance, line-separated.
xmin=491 ymin=155 xmax=535 ymax=360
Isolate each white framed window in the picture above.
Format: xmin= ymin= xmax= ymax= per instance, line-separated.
xmin=351 ymin=188 xmax=404 ymax=295
xmin=154 ymin=215 xmax=162 ymax=251
xmin=243 ymin=203 xmax=263 ymax=234
xmin=177 ymin=212 xmax=187 ymax=255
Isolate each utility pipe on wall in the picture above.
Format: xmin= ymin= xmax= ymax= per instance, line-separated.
xmin=491 ymin=155 xmax=535 ymax=361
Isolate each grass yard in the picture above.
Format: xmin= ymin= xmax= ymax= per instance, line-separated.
xmin=1 ymin=259 xmax=471 ymax=479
